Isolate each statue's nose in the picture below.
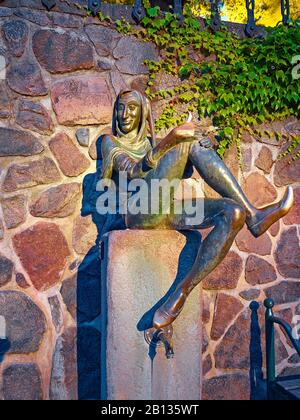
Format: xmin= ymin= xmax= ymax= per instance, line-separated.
xmin=122 ymin=107 xmax=129 ymax=119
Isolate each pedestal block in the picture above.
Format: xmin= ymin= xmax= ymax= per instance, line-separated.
xmin=101 ymin=230 xmax=203 ymax=400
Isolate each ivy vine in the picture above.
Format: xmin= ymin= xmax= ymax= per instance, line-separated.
xmin=94 ymin=5 xmax=300 ymax=160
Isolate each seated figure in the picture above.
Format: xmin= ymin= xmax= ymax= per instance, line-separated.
xmin=100 ymin=89 xmax=294 ymax=330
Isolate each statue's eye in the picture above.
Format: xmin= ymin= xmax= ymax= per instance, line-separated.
xmin=129 ymin=105 xmax=136 ymax=111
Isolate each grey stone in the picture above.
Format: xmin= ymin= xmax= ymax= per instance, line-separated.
xmin=113 ymin=36 xmax=160 ymax=75
xmin=110 ymin=70 xmax=128 ymax=96
xmin=0 ymin=254 xmax=13 ymax=287
xmin=14 ymin=8 xmax=52 ymax=26
xmin=51 ymin=12 xmax=82 ymax=28
xmin=76 ymin=128 xmax=90 ymax=147
xmin=15 ymin=273 xmax=30 ymax=289
xmin=3 ymin=364 xmax=43 ymax=400
xmin=288 ymin=353 xmax=300 ymax=364
xmin=264 ymin=281 xmax=300 ymax=305
xmin=239 ymin=289 xmax=261 ymax=301
xmin=16 ymin=99 xmax=54 ymax=135
xmin=0 ymin=8 xmax=13 ymax=17
xmin=0 ymin=81 xmax=12 ymax=119
xmin=7 ymin=54 xmax=48 ymax=97
xmin=274 ymin=227 xmax=300 ymax=279
xmin=85 ymin=25 xmax=120 ymax=57
xmin=32 ymin=29 xmax=94 ymax=74
xmin=1 ymin=195 xmax=27 ymax=229
xmin=0 ymin=127 xmax=43 ymax=157
xmin=2 ymin=157 xmax=61 ymax=192
xmin=48 ymin=295 xmax=63 ymax=333
xmin=2 ymin=20 xmax=29 ymax=57
xmin=50 ymin=328 xmax=77 ymax=400
xmin=0 ymin=219 xmax=4 ymax=240
xmin=60 ymin=274 xmax=76 ymax=320
xmin=97 ymin=57 xmax=114 ymax=71
xmin=0 ymin=291 xmax=46 ymax=353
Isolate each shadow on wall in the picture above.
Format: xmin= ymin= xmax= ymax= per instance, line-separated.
xmin=77 ymin=137 xmax=126 ymax=400
xmin=249 ymin=301 xmax=266 ymax=400
xmin=0 ymin=339 xmax=10 ymax=364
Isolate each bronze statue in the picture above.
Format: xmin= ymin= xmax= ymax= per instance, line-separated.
xmin=101 ymin=89 xmax=294 ymax=330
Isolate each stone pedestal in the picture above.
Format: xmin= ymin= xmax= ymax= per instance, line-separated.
xmin=100 ymin=230 xmax=203 ymax=400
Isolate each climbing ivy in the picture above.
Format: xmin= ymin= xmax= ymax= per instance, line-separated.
xmin=95 ymin=6 xmax=300 ymax=159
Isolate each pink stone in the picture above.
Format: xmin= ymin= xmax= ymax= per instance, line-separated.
xmin=30 ymin=183 xmax=81 ymax=218
xmin=72 ymin=215 xmax=97 ymax=255
xmin=2 ymin=157 xmax=61 ymax=192
xmin=12 ymin=222 xmax=70 ymax=291
xmin=49 ymin=133 xmax=90 ymax=177
xmin=255 ymin=146 xmax=274 ymax=173
xmin=245 ymin=255 xmax=277 ymax=285
xmin=202 ymin=251 xmax=243 ymax=290
xmin=51 ymin=75 xmax=112 ymax=126
xmin=283 ymin=186 xmax=300 ymax=225
xmin=202 ymin=373 xmax=250 ymax=400
xmin=236 ymin=225 xmax=272 ymax=256
xmin=243 ymin=172 xmax=277 ymax=207
xmin=274 ymin=227 xmax=300 ymax=278
xmin=32 ymin=29 xmax=94 ymax=74
xmin=210 ymin=293 xmax=244 ymax=340
xmin=1 ymin=195 xmax=27 ymax=229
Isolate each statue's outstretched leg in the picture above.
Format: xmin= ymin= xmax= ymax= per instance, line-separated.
xmin=153 ymin=197 xmax=246 ymax=329
xmin=189 ymin=143 xmax=294 ymax=237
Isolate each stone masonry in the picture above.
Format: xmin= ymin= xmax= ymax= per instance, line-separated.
xmin=0 ymin=0 xmax=299 ymax=400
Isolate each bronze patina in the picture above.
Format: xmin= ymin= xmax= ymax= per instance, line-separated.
xmin=101 ymin=89 xmax=294 ymax=330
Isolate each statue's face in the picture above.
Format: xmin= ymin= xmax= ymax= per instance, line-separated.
xmin=117 ymin=94 xmax=141 ymax=134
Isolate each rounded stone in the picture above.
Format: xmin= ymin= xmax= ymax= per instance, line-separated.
xmin=50 ymin=327 xmax=78 ymax=400
xmin=7 ymin=55 xmax=48 ymax=97
xmin=283 ymin=186 xmax=300 ymax=225
xmin=85 ymin=25 xmax=120 ymax=57
xmin=51 ymin=75 xmax=111 ymax=126
xmin=202 ymin=373 xmax=250 ymax=400
xmin=12 ymin=222 xmax=71 ymax=291
xmin=245 ymin=255 xmax=277 ymax=285
xmin=30 ymin=183 xmax=81 ymax=218
xmin=0 ymin=291 xmax=46 ymax=353
xmin=1 ymin=195 xmax=27 ymax=229
xmin=3 ymin=363 xmax=42 ymax=400
xmin=113 ymin=36 xmax=160 ymax=75
xmin=16 ymin=99 xmax=54 ymax=135
xmin=243 ymin=172 xmax=277 ymax=207
xmin=2 ymin=157 xmax=61 ymax=193
xmin=274 ymin=227 xmax=300 ymax=278
xmin=72 ymin=214 xmax=98 ymax=256
xmin=265 ymin=281 xmax=300 ymax=305
xmin=274 ymin=141 xmax=300 ymax=187
xmin=236 ymin=225 xmax=272 ymax=256
xmin=255 ymin=146 xmax=274 ymax=173
xmin=49 ymin=133 xmax=90 ymax=177
xmin=2 ymin=20 xmax=29 ymax=57
xmin=210 ymin=293 xmax=244 ymax=340
xmin=0 ymin=254 xmax=13 ymax=287
xmin=32 ymin=29 xmax=94 ymax=74
xmin=239 ymin=289 xmax=261 ymax=301
xmin=0 ymin=127 xmax=43 ymax=157
xmin=202 ymin=251 xmax=243 ymax=290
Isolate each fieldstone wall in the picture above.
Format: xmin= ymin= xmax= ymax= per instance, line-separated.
xmin=0 ymin=0 xmax=299 ymax=401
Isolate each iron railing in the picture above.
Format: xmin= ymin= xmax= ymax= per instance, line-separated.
xmin=264 ymin=298 xmax=300 ymax=400
xmin=39 ymin=0 xmax=294 ymax=36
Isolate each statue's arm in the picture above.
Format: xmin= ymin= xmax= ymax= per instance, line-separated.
xmin=102 ymin=123 xmax=196 ymax=180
